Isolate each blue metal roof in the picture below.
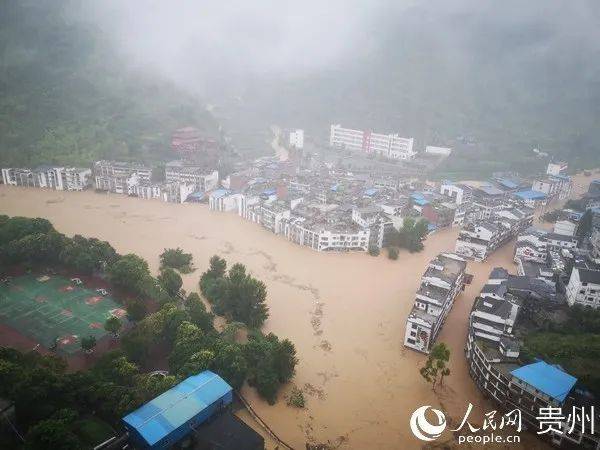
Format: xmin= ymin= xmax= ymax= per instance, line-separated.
xmin=497 ymin=178 xmax=518 ymax=189
xmin=515 ymin=190 xmax=547 ymax=200
xmin=122 ymin=371 xmax=232 ymax=446
xmin=511 ymin=361 xmax=577 ymax=403
xmin=210 ymin=189 xmax=230 ymax=199
xmin=262 ymin=188 xmax=277 ymax=196
xmin=479 ymin=184 xmax=505 ymax=196
xmin=411 ymin=192 xmax=429 ymax=206
xmin=364 ymin=188 xmax=378 ymax=196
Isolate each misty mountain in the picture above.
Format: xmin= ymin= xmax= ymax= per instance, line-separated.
xmin=0 ymin=1 xmax=217 ymax=167
xmin=0 ymin=1 xmax=598 ymax=175
xmin=227 ymin=1 xmax=600 ymax=173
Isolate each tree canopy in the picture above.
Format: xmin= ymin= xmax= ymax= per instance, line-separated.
xmin=200 ymin=257 xmax=269 ymax=328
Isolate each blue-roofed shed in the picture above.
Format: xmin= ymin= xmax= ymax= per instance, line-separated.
xmin=497 ymin=178 xmax=519 ymax=190
xmin=364 ymin=188 xmax=378 ymax=197
xmin=411 ymin=192 xmax=429 ymax=206
xmin=515 ymin=190 xmax=547 ymax=201
xmin=122 ymin=371 xmax=233 ymax=449
xmin=511 ymin=361 xmax=577 ymax=403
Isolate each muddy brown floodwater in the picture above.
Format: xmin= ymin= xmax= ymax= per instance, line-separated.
xmin=0 ymin=174 xmax=594 ymax=449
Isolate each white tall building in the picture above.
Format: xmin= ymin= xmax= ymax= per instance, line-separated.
xmin=566 ymin=267 xmax=600 ymax=308
xmin=289 ymin=129 xmax=304 ymax=149
xmin=94 ymin=161 xmax=152 ymax=194
xmin=165 ymin=161 xmax=218 ymax=192
xmin=329 ymin=124 xmax=416 ymax=160
xmin=404 ymin=253 xmax=467 ymax=353
xmin=1 ymin=166 xmax=91 ymax=191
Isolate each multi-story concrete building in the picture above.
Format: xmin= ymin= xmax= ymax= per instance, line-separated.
xmin=165 ymin=161 xmax=219 ymax=192
xmin=404 ymin=253 xmax=467 ymax=353
xmin=289 ymin=129 xmax=304 ymax=149
xmin=329 ymin=124 xmax=416 ymax=160
xmin=514 ymin=228 xmax=548 ymax=264
xmin=440 ymin=182 xmax=473 ymax=206
xmin=532 ymin=175 xmax=572 ymax=202
xmin=566 ymin=267 xmax=600 ymax=308
xmin=554 ymin=220 xmax=577 ymax=237
xmin=136 ymin=181 xmax=196 ymax=204
xmin=591 ymin=229 xmax=600 ymax=263
xmin=93 ymin=160 xmax=152 ymax=194
xmin=351 ymin=205 xmax=395 ymax=250
xmin=465 ymin=267 xmax=600 ymax=449
xmin=1 ymin=166 xmax=91 ymax=191
xmin=284 ymin=218 xmax=370 ymax=252
xmin=455 ymin=206 xmax=533 ymax=261
xmin=259 ymin=201 xmax=291 ymax=235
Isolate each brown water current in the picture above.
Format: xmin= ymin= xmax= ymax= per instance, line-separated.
xmin=0 ymin=173 xmax=594 ymax=449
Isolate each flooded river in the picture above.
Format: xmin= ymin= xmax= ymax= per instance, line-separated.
xmin=0 ymin=177 xmax=593 ymax=449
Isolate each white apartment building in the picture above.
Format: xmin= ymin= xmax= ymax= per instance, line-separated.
xmin=136 ymin=182 xmax=196 ymax=204
xmin=1 ymin=166 xmax=91 ymax=191
xmin=591 ymin=229 xmax=600 ymax=263
xmin=209 ymin=190 xmax=244 ymax=213
xmin=532 ymin=175 xmax=572 ymax=201
xmin=285 ymin=219 xmax=370 ymax=252
xmin=565 ymin=267 xmax=600 ymax=308
xmin=553 ymin=220 xmax=577 ymax=237
xmin=165 ymin=161 xmax=218 ymax=192
xmin=61 ymin=168 xmax=92 ymax=191
xmin=514 ymin=228 xmax=548 ymax=264
xmin=329 ymin=124 xmax=416 ymax=160
xmin=455 ymin=222 xmax=502 ymax=261
xmin=440 ymin=182 xmax=473 ymax=206
xmin=94 ymin=161 xmax=152 ymax=194
xmin=289 ymin=129 xmax=304 ymax=149
xmin=259 ymin=201 xmax=291 ymax=235
xmin=404 ymin=253 xmax=467 ymax=353
xmin=546 ymin=161 xmax=568 ymax=176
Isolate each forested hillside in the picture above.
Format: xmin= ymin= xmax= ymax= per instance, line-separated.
xmin=0 ymin=0 xmax=217 ymax=168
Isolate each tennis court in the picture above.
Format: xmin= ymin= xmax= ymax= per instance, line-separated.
xmin=0 ymin=275 xmax=127 ymax=354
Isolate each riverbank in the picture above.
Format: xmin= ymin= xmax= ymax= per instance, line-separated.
xmin=0 ymin=184 xmax=584 ymax=448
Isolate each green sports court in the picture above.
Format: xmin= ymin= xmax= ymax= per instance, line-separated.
xmin=0 ymin=274 xmax=127 ymax=354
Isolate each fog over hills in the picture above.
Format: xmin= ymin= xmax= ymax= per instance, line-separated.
xmin=1 ymin=1 xmax=599 ymax=171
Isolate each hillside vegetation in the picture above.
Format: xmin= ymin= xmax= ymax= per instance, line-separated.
xmin=0 ymin=0 xmax=217 ymax=168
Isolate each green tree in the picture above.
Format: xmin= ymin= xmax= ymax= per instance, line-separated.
xmin=24 ymin=409 xmax=80 ymax=450
xmin=419 ymin=342 xmax=451 ymax=391
xmin=158 ymin=267 xmax=183 ymax=298
xmin=186 ymin=292 xmax=214 ymax=332
xmin=160 ymin=248 xmax=194 ymax=273
xmin=178 ymin=350 xmax=216 ymax=378
xmin=207 ymin=255 xmax=227 ymax=278
xmin=125 ymin=299 xmax=147 ymax=322
xmin=244 ymin=332 xmax=298 ymax=403
xmin=60 ymin=235 xmax=118 ymax=274
xmin=108 ymin=254 xmax=153 ymax=296
xmin=169 ymin=321 xmax=209 ymax=374
xmin=0 ymin=217 xmax=54 ymax=246
xmin=211 ymin=343 xmax=248 ymax=389
xmin=81 ymin=336 xmax=97 ymax=354
xmin=215 ymin=263 xmax=269 ymax=328
xmin=104 ymin=316 xmax=122 ymax=338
